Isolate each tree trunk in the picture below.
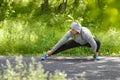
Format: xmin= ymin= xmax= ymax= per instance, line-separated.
xmin=58 ymin=0 xmax=67 ymax=12
xmin=41 ymin=0 xmax=49 ymax=12
xmin=74 ymin=0 xmax=79 ymax=7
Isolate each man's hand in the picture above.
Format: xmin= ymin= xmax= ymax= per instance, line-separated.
xmin=93 ymin=52 xmax=99 ymax=60
xmin=93 ymin=52 xmax=98 ymax=56
xmin=46 ymin=50 xmax=53 ymax=56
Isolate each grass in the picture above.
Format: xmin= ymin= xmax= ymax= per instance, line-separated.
xmin=0 ymin=0 xmax=120 ymax=56
xmin=0 ymin=15 xmax=120 ymax=56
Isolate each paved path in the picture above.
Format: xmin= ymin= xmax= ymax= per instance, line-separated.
xmin=0 ymin=56 xmax=120 ymax=80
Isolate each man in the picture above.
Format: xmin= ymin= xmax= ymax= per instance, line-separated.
xmin=41 ymin=21 xmax=101 ymax=60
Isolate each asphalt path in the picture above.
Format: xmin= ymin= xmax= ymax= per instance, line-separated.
xmin=0 ymin=56 xmax=120 ymax=80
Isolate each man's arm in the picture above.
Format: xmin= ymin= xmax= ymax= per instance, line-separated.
xmin=87 ymin=37 xmax=97 ymax=54
xmin=84 ymin=32 xmax=97 ymax=54
xmin=51 ymin=31 xmax=72 ymax=53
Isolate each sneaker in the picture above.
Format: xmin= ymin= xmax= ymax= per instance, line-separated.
xmin=41 ymin=54 xmax=48 ymax=60
xmin=93 ymin=55 xmax=99 ymax=60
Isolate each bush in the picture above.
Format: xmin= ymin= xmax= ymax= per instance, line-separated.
xmin=0 ymin=0 xmax=15 ymax=21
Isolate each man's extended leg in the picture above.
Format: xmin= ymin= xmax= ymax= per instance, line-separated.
xmin=41 ymin=40 xmax=81 ymax=60
xmin=52 ymin=40 xmax=81 ymax=55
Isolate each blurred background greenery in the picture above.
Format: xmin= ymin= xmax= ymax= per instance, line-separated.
xmin=0 ymin=0 xmax=120 ymax=56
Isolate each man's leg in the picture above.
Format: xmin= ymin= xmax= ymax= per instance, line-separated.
xmin=52 ymin=40 xmax=81 ymax=55
xmin=41 ymin=40 xmax=81 ymax=60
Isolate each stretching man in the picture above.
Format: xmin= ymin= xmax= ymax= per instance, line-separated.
xmin=41 ymin=21 xmax=101 ymax=60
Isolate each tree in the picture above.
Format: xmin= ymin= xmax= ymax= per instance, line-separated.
xmin=41 ymin=0 xmax=49 ymax=12
xmin=58 ymin=0 xmax=67 ymax=12
xmin=0 ymin=0 xmax=14 ymax=21
xmin=74 ymin=0 xmax=79 ymax=7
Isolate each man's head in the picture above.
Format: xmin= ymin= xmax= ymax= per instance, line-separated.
xmin=70 ymin=21 xmax=82 ymax=35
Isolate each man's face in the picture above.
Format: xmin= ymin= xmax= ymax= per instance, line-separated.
xmin=70 ymin=28 xmax=78 ymax=35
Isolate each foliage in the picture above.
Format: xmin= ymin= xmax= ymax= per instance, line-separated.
xmin=0 ymin=0 xmax=120 ymax=56
xmin=0 ymin=0 xmax=15 ymax=21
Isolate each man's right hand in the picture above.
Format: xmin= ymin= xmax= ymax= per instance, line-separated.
xmin=46 ymin=50 xmax=53 ymax=56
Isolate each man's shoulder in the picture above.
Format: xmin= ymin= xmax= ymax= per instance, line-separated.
xmin=81 ymin=27 xmax=92 ymax=38
xmin=82 ymin=27 xmax=91 ymax=34
xmin=82 ymin=27 xmax=90 ymax=31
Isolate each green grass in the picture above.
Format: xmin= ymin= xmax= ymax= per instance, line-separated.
xmin=0 ymin=16 xmax=120 ymax=56
xmin=0 ymin=0 xmax=120 ymax=56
